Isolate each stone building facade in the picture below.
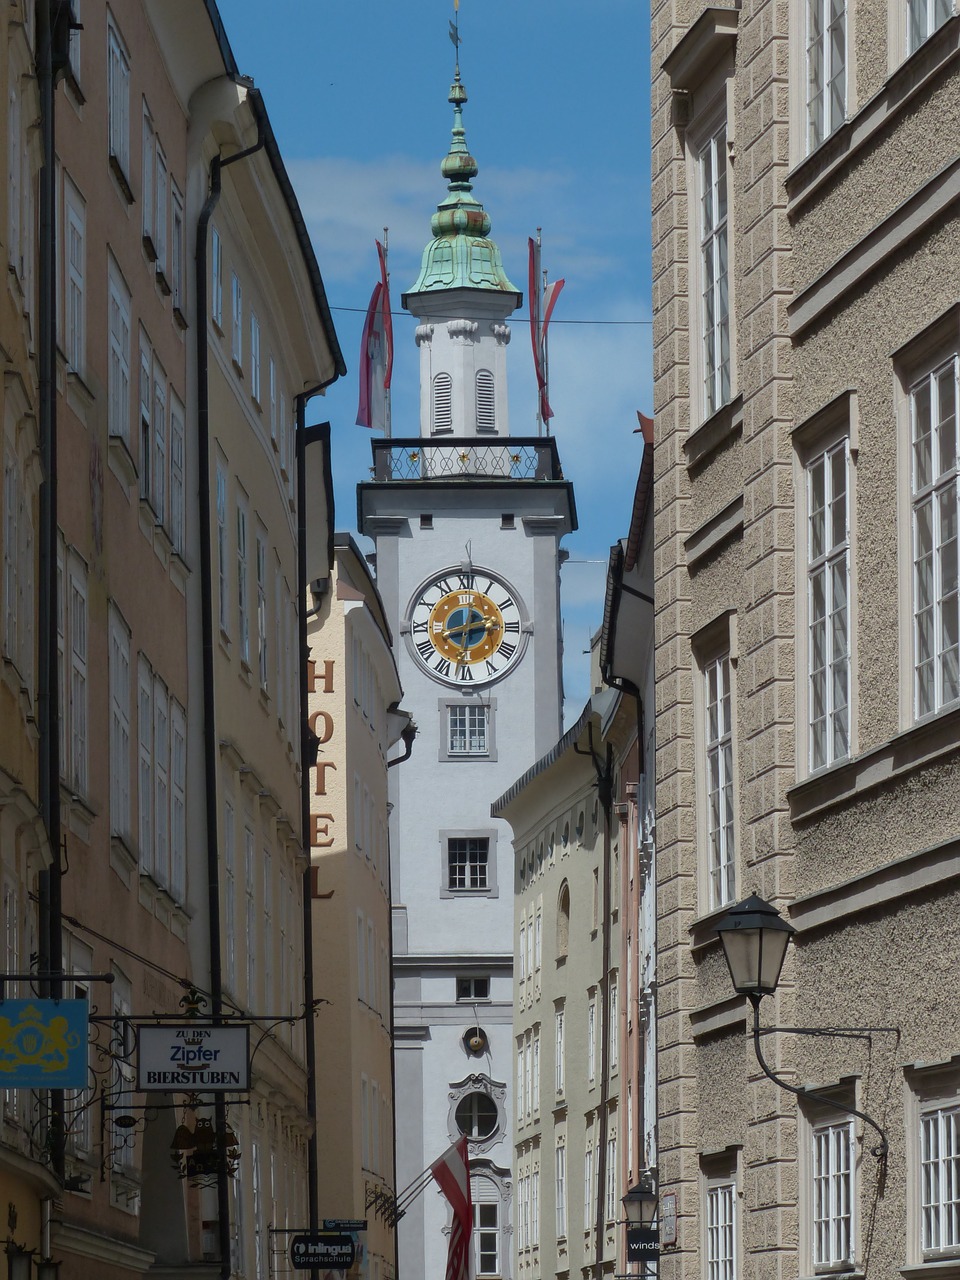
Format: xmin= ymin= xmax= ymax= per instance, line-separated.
xmin=652 ymin=0 xmax=960 ymax=1272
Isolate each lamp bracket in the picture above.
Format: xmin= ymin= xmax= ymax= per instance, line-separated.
xmin=750 ymin=998 xmax=890 ymax=1160
xmin=757 ymin=1024 xmax=900 ymax=1044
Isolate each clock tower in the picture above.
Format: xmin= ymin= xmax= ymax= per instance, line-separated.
xmin=358 ymin=66 xmax=575 ymax=1280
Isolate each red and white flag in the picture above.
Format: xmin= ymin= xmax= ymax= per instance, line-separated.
xmin=528 ymin=237 xmax=564 ymax=423
xmin=356 ymin=239 xmax=393 ymax=430
xmin=431 ymin=1136 xmax=473 ymax=1280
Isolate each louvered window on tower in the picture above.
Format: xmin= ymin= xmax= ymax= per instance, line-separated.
xmin=476 ymin=369 xmax=496 ymax=432
xmin=432 ymin=372 xmax=453 ymax=433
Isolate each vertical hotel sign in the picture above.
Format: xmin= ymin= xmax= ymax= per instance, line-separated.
xmin=0 ymin=1000 xmax=88 ymax=1088
xmin=307 ymin=657 xmax=339 ymax=892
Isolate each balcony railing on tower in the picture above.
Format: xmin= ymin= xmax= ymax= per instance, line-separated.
xmin=368 ymin=436 xmax=563 ymax=482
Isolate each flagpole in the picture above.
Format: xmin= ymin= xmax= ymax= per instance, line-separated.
xmin=383 ymin=226 xmax=391 ymax=438
xmin=539 ymin=228 xmax=552 ymax=438
xmin=533 ymin=228 xmax=543 ymax=437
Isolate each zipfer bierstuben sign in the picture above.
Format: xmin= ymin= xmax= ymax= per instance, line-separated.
xmin=136 ymin=1023 xmax=250 ymax=1091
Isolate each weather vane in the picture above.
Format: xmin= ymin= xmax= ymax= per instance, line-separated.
xmin=449 ymin=0 xmax=461 ymax=68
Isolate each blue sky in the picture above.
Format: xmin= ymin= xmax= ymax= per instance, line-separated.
xmin=223 ymin=1 xmax=652 ymax=717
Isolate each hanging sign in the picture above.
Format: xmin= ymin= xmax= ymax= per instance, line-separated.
xmin=290 ymin=1233 xmax=356 ymax=1271
xmin=137 ymin=1023 xmax=250 ymax=1091
xmin=0 ymin=999 xmax=88 ymax=1088
xmin=627 ymin=1227 xmax=660 ymax=1263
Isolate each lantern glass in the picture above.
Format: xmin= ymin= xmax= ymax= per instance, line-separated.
xmin=37 ymin=1261 xmax=61 ymax=1280
xmin=6 ymin=1246 xmax=32 ymax=1280
xmin=715 ymin=895 xmax=795 ymax=998
xmin=622 ymin=1179 xmax=657 ymax=1228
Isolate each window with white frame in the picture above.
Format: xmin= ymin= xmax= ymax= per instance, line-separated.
xmin=911 ymin=355 xmax=960 ymax=718
xmin=107 ymin=20 xmax=130 ymax=180
xmin=812 ymin=1119 xmax=855 ymax=1269
xmin=170 ymin=702 xmax=185 ymax=901
xmin=702 ymin=648 xmax=736 ymax=910
xmin=224 ymin=799 xmax=236 ymax=991
xmin=109 ymin=607 xmax=131 ymax=840
xmin=807 ymin=0 xmax=846 ymax=150
xmin=216 ymin=455 xmax=228 ymax=633
xmin=698 ymin=121 xmax=730 ymax=419
xmin=605 ymin=1132 xmax=617 ymax=1222
xmin=609 ymin=974 xmax=619 ymax=1071
xmin=170 ymin=183 xmax=184 ymax=314
xmin=706 ymin=1178 xmax=736 ymax=1280
xmin=269 ymin=358 xmax=278 ymax=445
xmin=556 ymin=1004 xmax=565 ymax=1095
xmin=231 ymin=272 xmax=243 ymax=369
xmin=170 ymin=394 xmax=185 ymax=554
xmin=587 ymin=993 xmax=597 ymax=1084
xmin=152 ymin=361 xmax=166 ymax=524
xmin=532 ymin=1031 xmax=540 ymax=1112
xmin=108 ymin=257 xmax=131 ymax=443
xmin=137 ymin=656 xmax=152 ymax=870
xmin=244 ymin=825 xmax=255 ymax=1003
xmin=155 ymin=142 xmax=168 ymax=279
xmin=211 ymin=228 xmax=223 ymax=327
xmin=583 ymin=1134 xmax=594 ymax=1232
xmin=448 ymin=703 xmax=488 ymax=754
xmin=141 ymin=106 xmax=154 ymax=249
xmin=138 ymin=333 xmax=152 ymax=504
xmin=7 ymin=78 xmax=22 ymax=280
xmin=920 ymin=1102 xmax=960 ymax=1256
xmin=250 ymin=312 xmax=261 ymax=404
xmin=807 ymin=438 xmax=850 ymax=768
xmin=516 ymin=1041 xmax=524 ymax=1124
xmin=153 ymin=677 xmax=169 ymax=888
xmin=66 ymin=555 xmax=88 ymax=797
xmin=256 ymin=529 xmax=268 ymax=690
xmin=64 ymin=176 xmax=85 ymax=374
xmin=531 ymin=1167 xmax=540 ymax=1248
xmin=555 ymin=1138 xmax=567 ymax=1237
xmin=3 ymin=447 xmax=34 ymax=684
xmin=237 ymin=493 xmax=249 ymax=665
xmin=473 ymin=1178 xmax=501 ymax=1276
xmin=908 ymin=0 xmax=952 ymax=52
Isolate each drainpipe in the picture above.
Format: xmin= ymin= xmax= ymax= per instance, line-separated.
xmin=194 ymin=105 xmax=265 ymax=1280
xmin=36 ymin=0 xmax=71 ymax=1183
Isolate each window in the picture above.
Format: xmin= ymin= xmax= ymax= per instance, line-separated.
xmin=911 ymin=355 xmax=959 ymax=718
xmin=211 ymin=228 xmax=223 ymax=327
xmin=224 ymin=800 xmax=236 ymax=991
xmin=476 ymin=369 xmax=496 ymax=431
xmin=3 ymin=447 xmax=34 ymax=684
xmin=170 ymin=395 xmax=185 ymax=554
xmin=531 ymin=1168 xmax=540 ymax=1247
xmin=449 ymin=703 xmax=487 ymax=754
xmin=455 ymin=1091 xmax=498 ymax=1140
xmin=555 ymin=1005 xmax=565 ymax=1095
xmin=908 ymin=0 xmax=952 ymax=52
xmin=137 ymin=657 xmax=152 ymax=871
xmin=807 ymin=439 xmax=850 ymax=767
xmin=108 ymin=258 xmax=131 ymax=443
xmin=587 ymin=994 xmax=597 ymax=1084
xmin=138 ymin=334 xmax=151 ymax=504
xmin=516 ymin=1043 xmax=524 ymax=1123
xmin=153 ymin=678 xmax=169 ymax=886
xmin=269 ymin=358 xmax=278 ymax=445
xmin=555 ymin=1140 xmax=567 ymax=1237
xmin=532 ymin=1033 xmax=540 ymax=1112
xmin=154 ymin=142 xmax=168 ymax=278
xmin=432 ymin=371 xmax=453 ymax=432
xmin=109 ymin=608 xmax=131 ymax=840
xmin=583 ymin=1139 xmax=594 ymax=1231
xmin=605 ymin=1133 xmax=617 ymax=1222
xmin=256 ymin=529 xmax=268 ymax=690
xmin=244 ymin=826 xmax=255 ymax=1002
xmin=609 ymin=975 xmax=619 ymax=1070
xmin=812 ymin=1120 xmax=854 ymax=1268
xmin=706 ymin=1180 xmax=736 ymax=1280
xmin=702 ymin=649 xmax=736 ymax=910
xmin=107 ymin=20 xmax=130 ymax=181
xmin=64 ymin=177 xmax=85 ymax=373
xmin=231 ymin=272 xmax=243 ymax=369
xmin=67 ymin=557 xmax=88 ymax=796
xmin=557 ymin=881 xmax=570 ymax=958
xmin=170 ymin=703 xmax=186 ymax=902
xmin=237 ymin=494 xmax=249 ymax=665
xmin=920 ymin=1104 xmax=960 ymax=1255
xmin=250 ymin=312 xmax=261 ymax=403
xmin=698 ymin=122 xmax=730 ymax=419
xmin=807 ymin=0 xmax=846 ymax=150
xmin=447 ymin=836 xmax=488 ymax=891
xmin=457 ymin=976 xmax=490 ymax=1001
xmin=216 ymin=456 xmax=228 ymax=632
xmin=141 ymin=107 xmax=154 ymax=250
xmin=153 ymin=362 xmax=166 ymax=523
xmin=67 ymin=0 xmax=81 ymax=85
xmin=473 ymin=1182 xmax=500 ymax=1276
xmin=170 ymin=183 xmax=184 ymax=313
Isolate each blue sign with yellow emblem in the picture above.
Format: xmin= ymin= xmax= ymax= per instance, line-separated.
xmin=0 ymin=1000 xmax=88 ymax=1088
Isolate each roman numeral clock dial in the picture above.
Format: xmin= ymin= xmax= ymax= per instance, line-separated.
xmin=407 ymin=570 xmax=526 ymax=686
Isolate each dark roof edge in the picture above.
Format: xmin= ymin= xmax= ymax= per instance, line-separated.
xmin=333 ymin=531 xmax=394 ymax=648
xmin=202 ymin=0 xmax=346 ymax=383
xmin=491 ymin=700 xmax=595 ymax=818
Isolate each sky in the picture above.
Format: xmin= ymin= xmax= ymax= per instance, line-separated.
xmin=223 ymin=1 xmax=653 ymax=719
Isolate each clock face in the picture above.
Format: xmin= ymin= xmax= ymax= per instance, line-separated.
xmin=408 ymin=569 xmax=525 ymax=686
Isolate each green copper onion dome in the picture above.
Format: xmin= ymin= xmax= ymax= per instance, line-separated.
xmin=405 ymin=69 xmax=520 ymax=298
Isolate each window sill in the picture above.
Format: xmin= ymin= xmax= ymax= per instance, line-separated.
xmin=142 ymin=233 xmax=158 ymax=264
xmin=109 ymin=153 xmax=134 ymax=204
xmin=173 ymin=305 xmax=188 ymax=331
xmin=901 ymin=1261 xmax=960 ymax=1280
xmin=107 ymin=432 xmax=137 ymax=491
xmin=684 ymin=395 xmax=743 ymax=471
xmin=156 ymin=267 xmax=171 ymax=297
xmin=788 ymin=701 xmax=960 ymax=826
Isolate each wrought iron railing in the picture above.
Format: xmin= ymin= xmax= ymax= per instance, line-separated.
xmin=368 ymin=436 xmax=563 ymax=482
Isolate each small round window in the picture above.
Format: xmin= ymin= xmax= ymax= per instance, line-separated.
xmin=576 ymin=810 xmax=585 ymax=840
xmin=455 ymin=1091 xmax=498 ymax=1139
xmin=562 ymin=821 xmax=570 ymax=848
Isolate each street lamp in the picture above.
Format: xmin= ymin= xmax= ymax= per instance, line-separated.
xmin=714 ymin=895 xmax=889 ymax=1159
xmin=5 ymin=1242 xmax=33 ymax=1280
xmin=622 ymin=1170 xmax=658 ymax=1275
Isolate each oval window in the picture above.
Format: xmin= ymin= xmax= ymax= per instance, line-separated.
xmin=455 ymin=1091 xmax=498 ymax=1139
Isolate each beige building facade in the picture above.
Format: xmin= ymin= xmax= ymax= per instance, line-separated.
xmin=0 ymin=1 xmax=344 ymax=1275
xmin=652 ymin=0 xmax=960 ymax=1271
xmin=306 ymin=534 xmax=410 ymax=1280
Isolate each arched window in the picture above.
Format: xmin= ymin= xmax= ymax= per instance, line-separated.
xmin=557 ymin=881 xmax=570 ymax=959
xmin=432 ymin=372 xmax=453 ymax=433
xmin=475 ymin=369 xmax=495 ymax=432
